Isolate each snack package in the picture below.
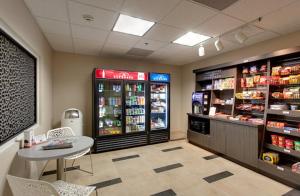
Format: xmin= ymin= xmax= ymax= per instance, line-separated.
xmin=285 ymin=139 xmax=294 ymax=150
xmin=281 ymin=66 xmax=292 ymax=76
xmin=260 ymin=65 xmax=267 ymax=72
xmin=262 ymin=152 xmax=279 ymax=164
xmin=271 ymin=135 xmax=278 ymax=146
xmin=246 ymin=77 xmax=254 ymax=87
xmin=241 ymin=78 xmax=246 ymax=88
xmin=242 ymin=67 xmax=249 ymax=74
xmin=250 ymin=66 xmax=258 ymax=74
xmin=272 ymin=66 xmax=282 ymax=76
xmin=259 ymin=76 xmax=268 ymax=85
xmin=254 ymin=75 xmax=260 ymax=84
xmin=278 ymin=136 xmax=285 ymax=148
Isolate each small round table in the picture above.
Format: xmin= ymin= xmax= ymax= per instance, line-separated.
xmin=18 ymin=136 xmax=94 ymax=181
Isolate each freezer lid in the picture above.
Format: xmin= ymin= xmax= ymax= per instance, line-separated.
xmin=149 ymin=73 xmax=170 ymax=82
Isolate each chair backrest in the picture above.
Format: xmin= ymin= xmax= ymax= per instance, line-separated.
xmin=47 ymin=127 xmax=75 ymax=139
xmin=6 ymin=175 xmax=59 ymax=196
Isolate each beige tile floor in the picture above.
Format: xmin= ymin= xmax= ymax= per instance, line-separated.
xmin=42 ymin=140 xmax=293 ymax=196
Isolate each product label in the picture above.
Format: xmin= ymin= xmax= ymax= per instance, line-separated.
xmin=276 ymin=166 xmax=284 ymax=171
xmin=283 ymin=130 xmax=291 ymax=134
xmin=282 ymin=111 xmax=289 ymax=115
xmin=95 ymin=69 xmax=148 ymax=80
xmin=283 ymin=149 xmax=290 ymax=153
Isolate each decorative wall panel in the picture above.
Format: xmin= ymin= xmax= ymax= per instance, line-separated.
xmin=0 ymin=29 xmax=36 ymax=146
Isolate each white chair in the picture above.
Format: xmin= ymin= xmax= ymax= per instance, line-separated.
xmin=7 ymin=175 xmax=97 ymax=196
xmin=40 ymin=127 xmax=93 ymax=179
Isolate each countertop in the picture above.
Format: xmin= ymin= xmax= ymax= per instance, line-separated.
xmin=187 ymin=113 xmax=264 ymax=128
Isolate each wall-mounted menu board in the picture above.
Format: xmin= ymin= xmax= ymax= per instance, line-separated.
xmin=0 ymin=28 xmax=36 ymax=146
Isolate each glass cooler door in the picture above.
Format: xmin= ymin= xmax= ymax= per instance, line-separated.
xmin=150 ymin=83 xmax=168 ymax=130
xmin=98 ymin=80 xmax=122 ymax=136
xmin=125 ymin=82 xmax=146 ymax=133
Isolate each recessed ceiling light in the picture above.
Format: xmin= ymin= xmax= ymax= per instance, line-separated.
xmin=173 ymin=32 xmax=211 ymax=46
xmin=113 ymin=14 xmax=155 ymax=36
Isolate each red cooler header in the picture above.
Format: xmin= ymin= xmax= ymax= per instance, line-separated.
xmin=95 ymin=69 xmax=148 ymax=80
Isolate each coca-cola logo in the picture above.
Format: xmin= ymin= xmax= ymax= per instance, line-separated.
xmin=113 ymin=72 xmax=134 ymax=79
xmin=95 ymin=69 xmax=147 ymax=80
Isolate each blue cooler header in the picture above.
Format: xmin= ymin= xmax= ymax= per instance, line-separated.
xmin=149 ymin=73 xmax=170 ymax=82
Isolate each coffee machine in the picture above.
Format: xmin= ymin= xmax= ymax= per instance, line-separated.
xmin=192 ymin=92 xmax=210 ymax=115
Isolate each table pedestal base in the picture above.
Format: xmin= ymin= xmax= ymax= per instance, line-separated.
xmin=57 ymin=158 xmax=66 ymax=181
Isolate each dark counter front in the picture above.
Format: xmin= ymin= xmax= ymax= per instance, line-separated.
xmin=187 ymin=113 xmax=264 ymax=168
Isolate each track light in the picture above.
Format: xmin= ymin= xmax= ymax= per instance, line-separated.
xmin=235 ymin=31 xmax=247 ymax=43
xmin=215 ymin=39 xmax=224 ymax=51
xmin=198 ymin=45 xmax=205 ymax=57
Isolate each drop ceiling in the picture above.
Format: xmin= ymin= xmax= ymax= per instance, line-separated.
xmin=24 ymin=0 xmax=300 ymax=66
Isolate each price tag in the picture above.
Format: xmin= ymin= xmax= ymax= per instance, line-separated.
xmin=282 ymin=111 xmax=289 ymax=115
xmin=283 ymin=130 xmax=291 ymax=134
xmin=283 ymin=149 xmax=290 ymax=153
xmin=277 ymin=166 xmax=284 ymax=171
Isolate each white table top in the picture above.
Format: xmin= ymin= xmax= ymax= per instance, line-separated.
xmin=18 ymin=136 xmax=94 ymax=161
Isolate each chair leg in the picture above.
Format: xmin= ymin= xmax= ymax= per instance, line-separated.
xmin=39 ymin=161 xmax=49 ymax=179
xmin=95 ymin=189 xmax=98 ymax=196
xmin=89 ymin=150 xmax=94 ymax=175
xmin=64 ymin=160 xmax=67 ymax=172
xmin=71 ymin=159 xmax=76 ymax=167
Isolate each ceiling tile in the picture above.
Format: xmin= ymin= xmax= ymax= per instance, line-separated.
xmin=244 ymin=31 xmax=279 ymax=46
xmin=194 ymin=14 xmax=244 ymax=37
xmin=121 ymin=0 xmax=181 ymax=22
xmin=68 ymin=1 xmax=118 ymax=30
xmin=45 ymin=33 xmax=73 ymax=52
xmin=24 ymin=0 xmax=68 ymax=21
xmin=161 ymin=0 xmax=217 ymax=29
xmin=71 ymin=25 xmax=109 ymax=43
xmin=101 ymin=43 xmax=131 ymax=56
xmin=255 ymin=1 xmax=300 ymax=34
xmin=144 ymin=24 xmax=185 ymax=42
xmin=73 ymin=38 xmax=102 ymax=55
xmin=134 ymin=39 xmax=168 ymax=50
xmin=223 ymin=0 xmax=296 ymax=22
xmin=36 ymin=17 xmax=70 ymax=36
xmin=106 ymin=32 xmax=141 ymax=47
xmin=71 ymin=0 xmax=123 ymax=11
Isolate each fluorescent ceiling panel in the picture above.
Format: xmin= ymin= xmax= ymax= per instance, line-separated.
xmin=173 ymin=32 xmax=211 ymax=46
xmin=113 ymin=14 xmax=155 ymax=36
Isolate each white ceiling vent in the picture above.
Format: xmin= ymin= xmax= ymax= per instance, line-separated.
xmin=126 ymin=48 xmax=154 ymax=57
xmin=191 ymin=0 xmax=238 ymax=10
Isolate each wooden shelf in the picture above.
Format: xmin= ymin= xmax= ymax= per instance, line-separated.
xmin=258 ymin=160 xmax=300 ymax=185
xmin=265 ymin=144 xmax=300 ymax=159
xmin=267 ymin=109 xmax=300 ymax=118
xmin=212 ymin=88 xmax=234 ymax=91
xmin=266 ymin=127 xmax=300 ymax=137
xmin=213 ymin=103 xmax=233 ymax=106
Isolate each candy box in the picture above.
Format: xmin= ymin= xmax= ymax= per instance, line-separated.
xmin=262 ymin=152 xmax=279 ymax=164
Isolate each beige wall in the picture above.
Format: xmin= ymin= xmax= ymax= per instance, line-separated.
xmin=52 ymin=53 xmax=184 ymax=139
xmin=181 ymin=31 xmax=300 ymax=132
xmin=0 ymin=0 xmax=53 ymax=195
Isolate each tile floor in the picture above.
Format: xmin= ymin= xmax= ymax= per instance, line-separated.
xmin=42 ymin=140 xmax=296 ymax=196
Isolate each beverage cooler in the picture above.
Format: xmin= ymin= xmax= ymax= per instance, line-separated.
xmin=149 ymin=73 xmax=170 ymax=144
xmin=92 ymin=69 xmax=149 ymax=152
